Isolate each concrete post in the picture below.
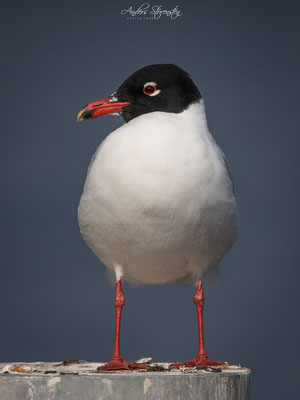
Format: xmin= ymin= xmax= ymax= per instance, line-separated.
xmin=0 ymin=362 xmax=250 ymax=400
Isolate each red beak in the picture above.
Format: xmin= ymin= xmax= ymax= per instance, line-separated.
xmin=77 ymin=95 xmax=131 ymax=122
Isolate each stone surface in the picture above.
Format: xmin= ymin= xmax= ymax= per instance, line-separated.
xmin=0 ymin=362 xmax=250 ymax=400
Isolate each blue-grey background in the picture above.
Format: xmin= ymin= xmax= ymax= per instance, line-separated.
xmin=1 ymin=0 xmax=299 ymax=398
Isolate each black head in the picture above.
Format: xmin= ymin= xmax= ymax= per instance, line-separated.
xmin=116 ymin=64 xmax=201 ymax=122
xmin=77 ymin=64 xmax=201 ymax=124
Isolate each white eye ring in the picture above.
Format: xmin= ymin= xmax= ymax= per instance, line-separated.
xmin=143 ymin=82 xmax=161 ymax=96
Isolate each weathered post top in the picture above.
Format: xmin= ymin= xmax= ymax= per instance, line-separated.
xmin=0 ymin=361 xmax=250 ymax=400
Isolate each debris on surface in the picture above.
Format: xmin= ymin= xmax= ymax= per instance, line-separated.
xmin=0 ymin=361 xmax=247 ymax=376
xmin=147 ymin=364 xmax=170 ymax=372
xmin=173 ymin=365 xmax=223 ymax=374
xmin=9 ymin=364 xmax=32 ymax=374
xmin=59 ymin=360 xmax=80 ymax=366
xmin=135 ymin=357 xmax=152 ymax=364
xmin=60 ymin=372 xmax=79 ymax=375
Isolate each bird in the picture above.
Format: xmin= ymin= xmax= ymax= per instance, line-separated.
xmin=77 ymin=64 xmax=238 ymax=371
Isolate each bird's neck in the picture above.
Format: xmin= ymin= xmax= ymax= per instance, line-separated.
xmin=176 ymin=99 xmax=210 ymax=135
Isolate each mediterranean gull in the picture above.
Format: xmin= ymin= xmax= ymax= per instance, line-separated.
xmin=77 ymin=64 xmax=238 ymax=371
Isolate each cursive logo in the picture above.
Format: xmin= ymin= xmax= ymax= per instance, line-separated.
xmin=121 ymin=3 xmax=182 ymax=20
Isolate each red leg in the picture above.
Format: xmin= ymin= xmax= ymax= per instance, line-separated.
xmin=172 ymin=280 xmax=224 ymax=368
xmin=98 ymin=280 xmax=148 ymax=371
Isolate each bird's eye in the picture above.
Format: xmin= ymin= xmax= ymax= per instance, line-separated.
xmin=143 ymin=82 xmax=161 ymax=96
xmin=143 ymin=84 xmax=157 ymax=95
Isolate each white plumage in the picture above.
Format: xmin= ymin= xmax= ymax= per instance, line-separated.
xmin=78 ymin=99 xmax=238 ymax=285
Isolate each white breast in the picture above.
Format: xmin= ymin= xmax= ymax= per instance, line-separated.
xmin=78 ymin=100 xmax=238 ymax=285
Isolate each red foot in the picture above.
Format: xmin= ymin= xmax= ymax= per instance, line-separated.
xmin=98 ymin=357 xmax=148 ymax=371
xmin=172 ymin=356 xmax=224 ymax=368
